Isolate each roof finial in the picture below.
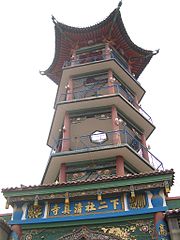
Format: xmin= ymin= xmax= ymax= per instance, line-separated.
xmin=118 ymin=0 xmax=123 ymax=9
xmin=52 ymin=15 xmax=58 ymax=25
xmin=153 ymin=49 xmax=160 ymax=55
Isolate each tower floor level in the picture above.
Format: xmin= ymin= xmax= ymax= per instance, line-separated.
xmin=1 ymin=2 xmax=179 ymax=240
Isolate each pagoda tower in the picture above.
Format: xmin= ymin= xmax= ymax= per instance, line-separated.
xmin=2 ymin=2 xmax=176 ymax=240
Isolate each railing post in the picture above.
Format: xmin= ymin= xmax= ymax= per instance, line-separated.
xmin=116 ymin=156 xmax=125 ymax=177
xmin=141 ymin=134 xmax=149 ymax=161
xmin=111 ymin=106 xmax=121 ymax=144
xmin=108 ymin=70 xmax=115 ymax=94
xmin=66 ymin=78 xmax=73 ymax=101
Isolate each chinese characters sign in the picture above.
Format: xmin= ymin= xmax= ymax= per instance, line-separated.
xmin=26 ymin=194 xmax=150 ymax=221
xmin=48 ymin=197 xmax=124 ymax=217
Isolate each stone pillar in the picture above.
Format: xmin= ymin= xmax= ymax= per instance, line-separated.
xmin=154 ymin=212 xmax=169 ymax=240
xmin=116 ymin=156 xmax=124 ymax=177
xmin=108 ymin=70 xmax=115 ymax=94
xmin=59 ymin=163 xmax=67 ymax=183
xmin=141 ymin=134 xmax=149 ymax=161
xmin=111 ymin=106 xmax=121 ymax=145
xmin=66 ymin=78 xmax=73 ymax=101
xmin=11 ymin=225 xmax=22 ymax=240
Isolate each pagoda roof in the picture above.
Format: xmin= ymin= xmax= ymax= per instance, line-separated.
xmin=41 ymin=5 xmax=158 ymax=84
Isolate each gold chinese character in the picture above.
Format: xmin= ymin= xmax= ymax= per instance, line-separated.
xmin=129 ymin=194 xmax=146 ymax=209
xmin=51 ymin=203 xmax=60 ymax=215
xmin=110 ymin=199 xmax=119 ymax=210
xmin=74 ymin=202 xmax=83 ymax=214
xmin=159 ymin=224 xmax=167 ymax=236
xmin=98 ymin=201 xmax=108 ymax=209
xmin=85 ymin=201 xmax=96 ymax=212
xmin=62 ymin=203 xmax=71 ymax=215
xmin=28 ymin=205 xmax=42 ymax=218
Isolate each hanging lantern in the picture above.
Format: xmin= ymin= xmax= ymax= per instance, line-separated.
xmin=5 ymin=198 xmax=9 ymax=209
xmin=164 ymin=181 xmax=170 ymax=194
xmin=65 ymin=192 xmax=69 ymax=204
xmin=34 ymin=195 xmax=39 ymax=207
xmin=97 ymin=191 xmax=102 ymax=201
xmin=130 ymin=186 xmax=135 ymax=198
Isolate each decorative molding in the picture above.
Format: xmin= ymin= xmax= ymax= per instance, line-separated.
xmin=58 ymin=226 xmax=121 ymax=240
xmin=8 ymin=182 xmax=165 ymax=204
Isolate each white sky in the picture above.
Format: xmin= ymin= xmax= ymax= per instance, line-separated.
xmin=0 ymin=0 xmax=180 ymax=213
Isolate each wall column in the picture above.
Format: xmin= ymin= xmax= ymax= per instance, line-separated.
xmin=71 ymin=49 xmax=77 ymax=66
xmin=116 ymin=156 xmax=125 ymax=177
xmin=141 ymin=134 xmax=149 ymax=161
xmin=154 ymin=212 xmax=169 ymax=240
xmin=112 ymin=106 xmax=121 ymax=145
xmin=11 ymin=225 xmax=22 ymax=240
xmin=108 ymin=70 xmax=115 ymax=94
xmin=105 ymin=42 xmax=111 ymax=59
xmin=66 ymin=78 xmax=73 ymax=101
xmin=59 ymin=163 xmax=67 ymax=183
xmin=61 ymin=112 xmax=70 ymax=152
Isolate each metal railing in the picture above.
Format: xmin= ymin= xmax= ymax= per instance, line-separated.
xmin=63 ymin=50 xmax=135 ymax=80
xmin=59 ymin=84 xmax=152 ymax=123
xmin=51 ymin=129 xmax=163 ymax=171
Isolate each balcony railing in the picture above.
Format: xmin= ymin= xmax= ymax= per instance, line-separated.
xmin=58 ymin=84 xmax=152 ymax=123
xmin=63 ymin=50 xmax=136 ymax=80
xmin=51 ymin=129 xmax=163 ymax=171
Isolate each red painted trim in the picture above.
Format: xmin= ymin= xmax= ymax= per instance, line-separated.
xmin=66 ymin=78 xmax=73 ymax=101
xmin=61 ymin=113 xmax=70 ymax=152
xmin=166 ymin=196 xmax=180 ymax=200
xmin=116 ymin=156 xmax=124 ymax=177
xmin=11 ymin=225 xmax=22 ymax=240
xmin=141 ymin=134 xmax=149 ymax=161
xmin=111 ymin=106 xmax=121 ymax=144
xmin=108 ymin=70 xmax=115 ymax=94
xmin=59 ymin=163 xmax=67 ymax=183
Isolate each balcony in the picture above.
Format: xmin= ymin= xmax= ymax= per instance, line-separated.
xmin=59 ymin=84 xmax=152 ymax=123
xmin=60 ymin=52 xmax=145 ymax=102
xmin=52 ymin=129 xmax=163 ymax=170
xmin=64 ymin=50 xmax=129 ymax=76
xmin=42 ymin=129 xmax=163 ymax=184
xmin=48 ymin=94 xmax=155 ymax=148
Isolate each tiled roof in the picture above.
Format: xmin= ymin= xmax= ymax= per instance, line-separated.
xmin=42 ymin=7 xmax=155 ymax=84
xmin=2 ymin=169 xmax=174 ymax=193
xmin=166 ymin=208 xmax=180 ymax=216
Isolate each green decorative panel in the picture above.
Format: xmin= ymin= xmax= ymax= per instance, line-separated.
xmin=22 ymin=219 xmax=155 ymax=240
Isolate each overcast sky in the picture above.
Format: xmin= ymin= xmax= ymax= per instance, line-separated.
xmin=0 ymin=0 xmax=179 ymax=213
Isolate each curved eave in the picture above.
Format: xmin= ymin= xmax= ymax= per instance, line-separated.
xmin=42 ymin=9 xmax=154 ymax=85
